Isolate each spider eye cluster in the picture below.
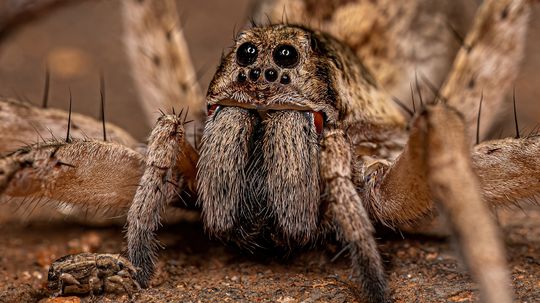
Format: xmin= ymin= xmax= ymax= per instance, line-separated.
xmin=234 ymin=41 xmax=300 ymax=85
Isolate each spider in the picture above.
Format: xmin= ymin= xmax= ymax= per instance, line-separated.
xmin=0 ymin=0 xmax=538 ymax=302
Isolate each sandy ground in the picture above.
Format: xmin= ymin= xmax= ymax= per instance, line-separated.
xmin=0 ymin=207 xmax=539 ymax=303
xmin=0 ymin=1 xmax=539 ymax=303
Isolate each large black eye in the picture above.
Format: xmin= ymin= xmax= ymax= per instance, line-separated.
xmin=273 ymin=44 xmax=299 ymax=68
xmin=236 ymin=42 xmax=258 ymax=66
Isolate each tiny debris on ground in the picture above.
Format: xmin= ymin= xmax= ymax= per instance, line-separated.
xmin=0 ymin=207 xmax=538 ymax=303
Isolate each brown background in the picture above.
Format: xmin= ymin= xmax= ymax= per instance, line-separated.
xmin=0 ymin=0 xmax=251 ymax=141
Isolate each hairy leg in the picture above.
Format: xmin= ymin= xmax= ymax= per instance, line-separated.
xmin=0 ymin=140 xmax=144 ymax=217
xmin=425 ymin=105 xmax=511 ymax=303
xmin=473 ymin=136 xmax=540 ymax=207
xmin=319 ymin=129 xmax=388 ymax=303
xmin=0 ymin=98 xmax=137 ymax=154
xmin=441 ymin=0 xmax=531 ymax=141
xmin=122 ymin=0 xmax=205 ymax=144
xmin=127 ymin=113 xmax=197 ymax=286
xmin=363 ymin=104 xmax=512 ymax=303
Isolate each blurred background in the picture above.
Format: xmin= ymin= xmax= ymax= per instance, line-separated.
xmin=0 ymin=0 xmax=538 ymax=143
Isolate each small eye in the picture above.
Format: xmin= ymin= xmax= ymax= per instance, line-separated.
xmin=237 ymin=71 xmax=247 ymax=83
xmin=249 ymin=68 xmax=261 ymax=81
xmin=118 ymin=261 xmax=124 ymax=269
xmin=264 ymin=68 xmax=278 ymax=82
xmin=273 ymin=44 xmax=299 ymax=68
xmin=280 ymin=73 xmax=291 ymax=85
xmin=236 ymin=42 xmax=258 ymax=66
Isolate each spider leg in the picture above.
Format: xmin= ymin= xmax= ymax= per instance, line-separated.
xmin=365 ymin=103 xmax=512 ymax=303
xmin=319 ymin=129 xmax=388 ymax=303
xmin=425 ymin=105 xmax=511 ymax=303
xmin=0 ymin=140 xmax=145 ymax=218
xmin=473 ymin=136 xmax=540 ymax=207
xmin=0 ymin=97 xmax=138 ymax=154
xmin=126 ymin=113 xmax=198 ymax=287
xmin=122 ymin=0 xmax=206 ymax=143
xmin=441 ymin=0 xmax=531 ymax=141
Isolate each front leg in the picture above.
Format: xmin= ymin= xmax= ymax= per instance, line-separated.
xmin=365 ymin=104 xmax=512 ymax=303
xmin=319 ymin=129 xmax=388 ymax=303
xmin=127 ymin=113 xmax=198 ymax=287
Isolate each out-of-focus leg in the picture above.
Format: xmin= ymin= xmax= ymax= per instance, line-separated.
xmin=363 ymin=104 xmax=512 ymax=303
xmin=122 ymin=0 xmax=206 ymax=144
xmin=441 ymin=0 xmax=531 ymax=141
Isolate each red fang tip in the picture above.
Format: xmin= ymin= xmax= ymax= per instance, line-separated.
xmin=313 ymin=111 xmax=324 ymax=135
xmin=207 ymin=104 xmax=219 ymax=116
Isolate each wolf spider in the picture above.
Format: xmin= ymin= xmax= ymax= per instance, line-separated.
xmin=0 ymin=0 xmax=539 ymax=302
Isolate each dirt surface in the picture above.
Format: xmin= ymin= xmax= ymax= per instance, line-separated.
xmin=0 ymin=1 xmax=539 ymax=303
xmin=0 ymin=207 xmax=539 ymax=303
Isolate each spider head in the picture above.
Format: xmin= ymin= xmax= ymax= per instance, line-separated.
xmin=206 ymin=24 xmax=343 ymax=129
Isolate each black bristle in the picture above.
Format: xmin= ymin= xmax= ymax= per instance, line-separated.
xmin=420 ymin=74 xmax=447 ymax=104
xmin=513 ymin=87 xmax=520 ymax=139
xmin=66 ymin=89 xmax=73 ymax=143
xmin=42 ymin=67 xmax=50 ymax=108
xmin=265 ymin=13 xmax=272 ymax=26
xmin=57 ymin=161 xmax=76 ymax=168
xmin=410 ymin=84 xmax=416 ymax=113
xmin=415 ymin=72 xmax=424 ymax=107
xmin=476 ymin=92 xmax=483 ymax=145
xmin=249 ymin=16 xmax=258 ymax=28
xmin=178 ymin=108 xmax=184 ymax=120
xmin=446 ymin=20 xmax=465 ymax=47
xmin=392 ymin=97 xmax=413 ymax=117
xmin=100 ymin=73 xmax=107 ymax=141
xmin=193 ymin=123 xmax=199 ymax=149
